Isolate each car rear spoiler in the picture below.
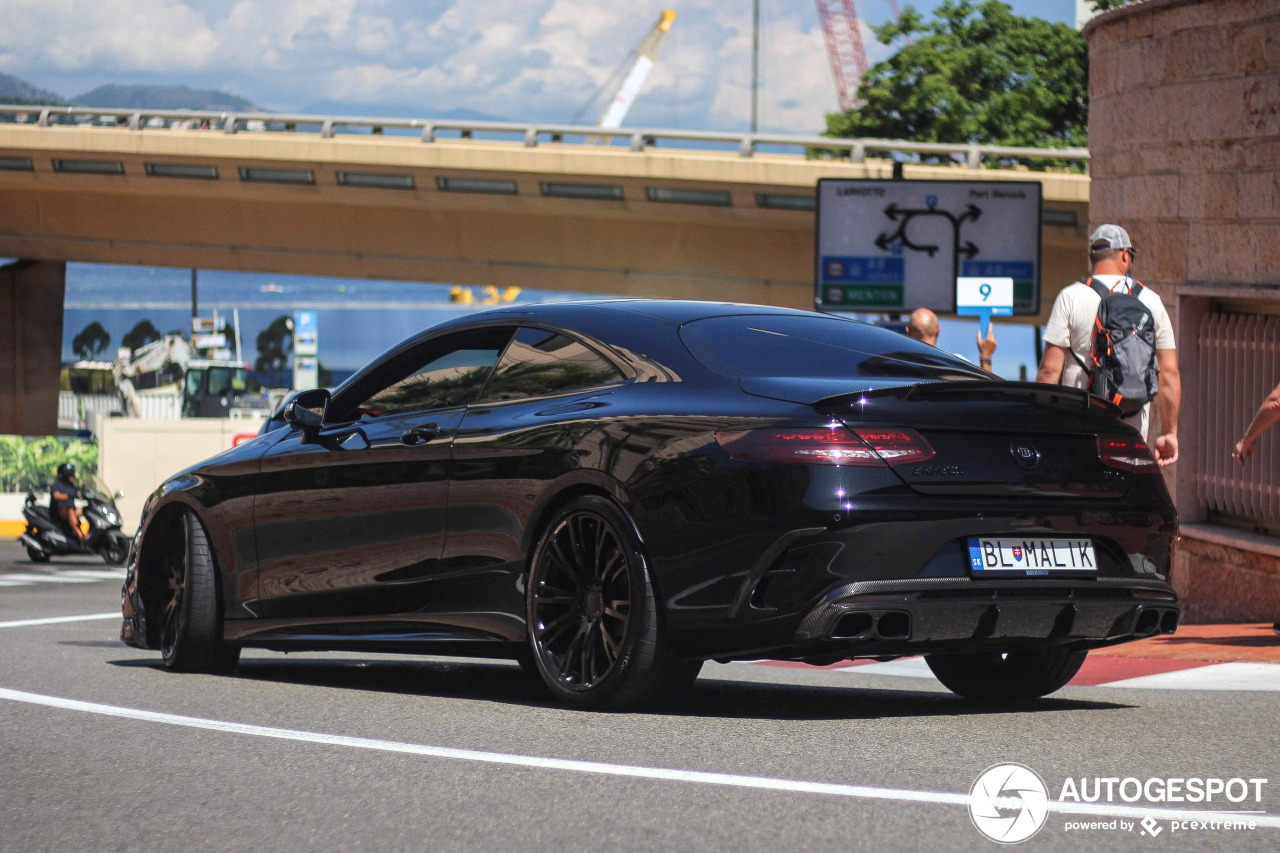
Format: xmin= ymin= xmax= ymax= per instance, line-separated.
xmin=813 ymin=380 xmax=1108 ymax=413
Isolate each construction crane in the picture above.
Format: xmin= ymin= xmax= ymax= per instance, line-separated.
xmin=575 ymin=10 xmax=676 ymax=132
xmin=815 ymin=0 xmax=869 ymax=114
xmin=815 ymin=1 xmax=911 ymax=113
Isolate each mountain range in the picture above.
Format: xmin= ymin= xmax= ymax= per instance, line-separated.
xmin=0 ymin=73 xmax=503 ymax=121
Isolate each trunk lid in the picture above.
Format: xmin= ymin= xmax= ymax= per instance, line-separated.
xmin=746 ymin=378 xmax=1133 ymax=499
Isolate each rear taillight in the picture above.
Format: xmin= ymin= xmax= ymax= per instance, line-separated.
xmin=1098 ymin=435 xmax=1157 ymax=472
xmin=848 ymin=427 xmax=935 ymax=464
xmin=716 ymin=425 xmax=933 ymax=466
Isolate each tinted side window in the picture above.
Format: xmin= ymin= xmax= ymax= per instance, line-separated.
xmin=679 ymin=315 xmax=985 ymax=381
xmin=354 ymin=328 xmax=513 ymax=417
xmin=481 ymin=327 xmax=624 ymax=402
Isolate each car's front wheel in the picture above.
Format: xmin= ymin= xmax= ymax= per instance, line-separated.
xmin=925 ymin=647 xmax=1087 ymax=702
xmin=159 ymin=509 xmax=240 ymax=673
xmin=526 ymin=496 xmax=698 ymax=709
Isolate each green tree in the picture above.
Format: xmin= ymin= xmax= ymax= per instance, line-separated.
xmin=252 ymin=315 xmax=332 ymax=388
xmin=824 ymin=1 xmax=1088 ymax=167
xmin=255 ymin=315 xmax=293 ymax=375
xmin=71 ymin=321 xmax=111 ymax=360
xmin=121 ymin=319 xmax=161 ymax=353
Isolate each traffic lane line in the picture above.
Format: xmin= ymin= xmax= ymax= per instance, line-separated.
xmin=0 ymin=573 xmax=100 ymax=584
xmin=0 ymin=685 xmax=1276 ymax=828
xmin=0 ymin=612 xmax=121 ymax=629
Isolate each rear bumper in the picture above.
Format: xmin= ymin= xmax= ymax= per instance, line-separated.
xmin=792 ymin=577 xmax=1179 ymax=660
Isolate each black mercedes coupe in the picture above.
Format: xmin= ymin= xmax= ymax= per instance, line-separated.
xmin=121 ymin=300 xmax=1180 ymax=708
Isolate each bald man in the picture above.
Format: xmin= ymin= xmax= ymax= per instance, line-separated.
xmin=906 ymin=308 xmax=939 ymax=345
xmin=905 ymin=307 xmax=996 ymax=372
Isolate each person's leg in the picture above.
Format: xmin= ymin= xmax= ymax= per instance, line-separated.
xmin=58 ymin=504 xmax=87 ymax=541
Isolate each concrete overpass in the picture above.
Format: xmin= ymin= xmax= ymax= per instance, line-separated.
xmin=0 ymin=105 xmax=1091 ymax=433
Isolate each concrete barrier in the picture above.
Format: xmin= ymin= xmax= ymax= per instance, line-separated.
xmin=98 ymin=417 xmax=264 ymax=535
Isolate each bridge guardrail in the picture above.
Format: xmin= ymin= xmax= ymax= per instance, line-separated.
xmin=0 ymin=104 xmax=1089 ymax=171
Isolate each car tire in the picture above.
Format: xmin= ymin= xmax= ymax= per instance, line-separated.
xmin=26 ymin=546 xmax=50 ymax=563
xmin=159 ymin=509 xmax=240 ymax=674
xmin=526 ymin=495 xmax=693 ymax=710
xmin=925 ymin=647 xmax=1087 ymax=702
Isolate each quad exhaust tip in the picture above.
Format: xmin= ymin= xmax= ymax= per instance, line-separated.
xmin=830 ymin=611 xmax=911 ymax=641
xmin=1134 ymin=607 xmax=1180 ymax=637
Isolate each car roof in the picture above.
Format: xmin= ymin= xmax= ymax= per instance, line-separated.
xmin=450 ymin=299 xmax=839 ymax=327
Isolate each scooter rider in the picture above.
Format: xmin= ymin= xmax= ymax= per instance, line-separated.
xmin=50 ymin=463 xmax=87 ymax=543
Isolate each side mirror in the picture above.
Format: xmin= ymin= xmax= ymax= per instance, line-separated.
xmin=114 ymin=490 xmax=125 ymax=500
xmin=283 ymin=388 xmax=331 ymax=437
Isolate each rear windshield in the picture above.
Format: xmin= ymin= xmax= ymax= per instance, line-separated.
xmin=679 ymin=314 xmax=986 ymax=381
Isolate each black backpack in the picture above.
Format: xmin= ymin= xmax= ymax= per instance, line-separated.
xmin=1070 ymin=277 xmax=1160 ymax=416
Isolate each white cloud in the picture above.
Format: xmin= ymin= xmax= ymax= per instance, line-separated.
xmin=0 ymin=0 xmax=905 ymax=131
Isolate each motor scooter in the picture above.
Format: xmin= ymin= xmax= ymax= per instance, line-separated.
xmin=20 ymin=478 xmax=130 ymax=565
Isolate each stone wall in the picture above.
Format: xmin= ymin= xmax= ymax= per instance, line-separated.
xmin=1086 ymin=0 xmax=1280 ymax=622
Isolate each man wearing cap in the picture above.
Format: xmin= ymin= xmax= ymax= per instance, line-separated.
xmin=1035 ymin=224 xmax=1181 ymax=466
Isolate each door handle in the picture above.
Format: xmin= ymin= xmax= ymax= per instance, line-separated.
xmin=400 ymin=424 xmax=440 ymax=446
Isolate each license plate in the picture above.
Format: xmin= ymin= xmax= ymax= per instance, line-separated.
xmin=967 ymin=537 xmax=1097 ymax=577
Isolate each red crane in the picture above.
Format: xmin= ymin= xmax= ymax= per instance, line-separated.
xmin=815 ymin=0 xmax=869 ymax=113
xmin=815 ymin=1 xmax=911 ymax=113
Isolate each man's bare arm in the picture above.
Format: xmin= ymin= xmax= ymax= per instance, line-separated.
xmin=1234 ymin=380 xmax=1280 ymax=466
xmin=1153 ymin=348 xmax=1180 ymax=467
xmin=1036 ymin=344 xmax=1068 ymax=385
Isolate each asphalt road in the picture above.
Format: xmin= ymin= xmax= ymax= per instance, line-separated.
xmin=1 ymin=540 xmax=1276 ymax=852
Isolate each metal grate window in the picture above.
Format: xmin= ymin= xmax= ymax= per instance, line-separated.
xmin=1196 ymin=312 xmax=1280 ymax=529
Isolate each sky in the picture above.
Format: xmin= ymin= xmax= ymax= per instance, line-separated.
xmin=8 ymin=1 xmax=1077 ymax=379
xmin=1 ymin=0 xmax=1077 ymax=134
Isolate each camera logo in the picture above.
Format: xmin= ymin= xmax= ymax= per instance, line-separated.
xmin=969 ymin=763 xmax=1050 ymax=844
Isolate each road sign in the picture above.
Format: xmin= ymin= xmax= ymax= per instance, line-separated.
xmin=815 ymin=179 xmax=1042 ymax=315
xmin=293 ymin=311 xmax=318 ymax=390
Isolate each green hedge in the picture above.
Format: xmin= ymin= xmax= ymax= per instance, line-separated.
xmin=0 ymin=435 xmax=98 ymax=493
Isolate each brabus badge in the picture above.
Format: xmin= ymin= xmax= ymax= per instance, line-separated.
xmin=1011 ymin=440 xmax=1040 ymax=470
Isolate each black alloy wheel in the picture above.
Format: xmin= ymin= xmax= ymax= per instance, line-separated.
xmin=159 ymin=509 xmax=240 ymax=673
xmin=527 ymin=496 xmax=697 ymax=709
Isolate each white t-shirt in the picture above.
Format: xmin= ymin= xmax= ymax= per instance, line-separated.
xmin=1043 ymin=274 xmax=1175 ymax=436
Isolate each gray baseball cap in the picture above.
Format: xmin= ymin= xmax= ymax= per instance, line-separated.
xmin=1089 ymin=223 xmax=1136 ymax=253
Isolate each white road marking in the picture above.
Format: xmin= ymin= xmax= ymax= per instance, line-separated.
xmin=58 ymin=569 xmax=127 ymax=580
xmin=837 ymin=658 xmax=935 ymax=678
xmin=1104 ymin=661 xmax=1280 ymax=692
xmin=746 ymin=656 xmax=1280 ymax=692
xmin=0 ymin=573 xmax=98 ymax=584
xmin=0 ymin=612 xmax=121 ymax=629
xmin=0 ymin=568 xmax=125 ymax=589
xmin=0 ymin=685 xmax=1276 ymax=828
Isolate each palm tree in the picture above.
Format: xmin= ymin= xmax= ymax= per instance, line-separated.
xmin=72 ymin=321 xmax=111 ymax=360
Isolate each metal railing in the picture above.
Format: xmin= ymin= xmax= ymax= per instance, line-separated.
xmin=57 ymin=392 xmax=123 ymax=430
xmin=1196 ymin=312 xmax=1280 ymax=527
xmin=0 ymin=103 xmax=1090 ymax=170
